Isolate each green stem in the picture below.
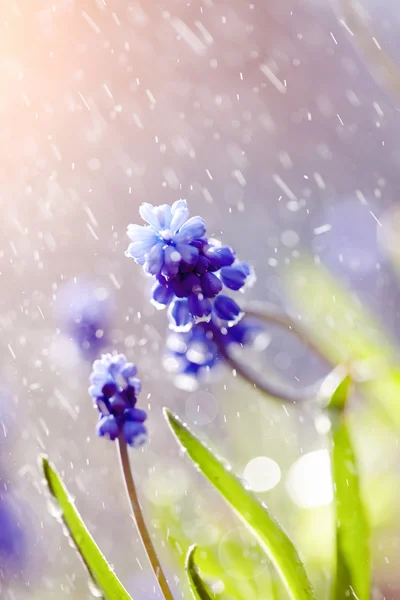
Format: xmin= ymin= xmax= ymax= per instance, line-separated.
xmin=243 ymin=302 xmax=332 ymax=367
xmin=117 ymin=437 xmax=175 ymax=600
xmin=217 ymin=341 xmax=319 ymax=403
xmin=217 ymin=302 xmax=334 ymax=404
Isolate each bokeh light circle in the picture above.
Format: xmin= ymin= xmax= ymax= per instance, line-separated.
xmin=243 ymin=456 xmax=281 ymax=492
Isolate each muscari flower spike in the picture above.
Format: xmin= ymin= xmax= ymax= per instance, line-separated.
xmin=125 ymin=200 xmax=255 ymax=333
xmin=89 ymin=354 xmax=148 ymax=447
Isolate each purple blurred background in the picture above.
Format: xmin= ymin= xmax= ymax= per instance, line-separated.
xmin=1 ymin=0 xmax=400 ymax=598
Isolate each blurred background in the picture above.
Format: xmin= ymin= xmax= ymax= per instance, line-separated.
xmin=2 ymin=0 xmax=400 ymax=598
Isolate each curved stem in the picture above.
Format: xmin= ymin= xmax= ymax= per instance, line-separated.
xmin=117 ymin=438 xmax=175 ymax=600
xmin=217 ymin=302 xmax=334 ymax=404
xmin=243 ymin=302 xmax=333 ymax=368
xmin=217 ymin=341 xmax=321 ymax=404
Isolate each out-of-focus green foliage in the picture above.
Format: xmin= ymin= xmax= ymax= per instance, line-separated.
xmin=285 ymin=259 xmax=400 ymax=428
xmin=186 ymin=545 xmax=215 ymax=599
xmin=324 ymin=371 xmax=352 ymax=411
xmin=164 ymin=408 xmax=316 ymax=600
xmin=331 ymin=415 xmax=370 ymax=600
xmin=40 ymin=255 xmax=400 ymax=600
xmin=338 ymin=0 xmax=400 ymax=105
xmin=42 ymin=456 xmax=133 ymax=600
xmin=155 ymin=501 xmax=276 ymax=599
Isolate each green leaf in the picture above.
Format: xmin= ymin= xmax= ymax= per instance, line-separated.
xmin=328 ymin=376 xmax=352 ymax=411
xmin=186 ymin=545 xmax=215 ymax=599
xmin=318 ymin=366 xmax=352 ymax=410
xmin=164 ymin=408 xmax=316 ymax=600
xmin=285 ymin=259 xmax=400 ymax=429
xmin=331 ymin=418 xmax=370 ymax=600
xmin=42 ymin=456 xmax=133 ymax=600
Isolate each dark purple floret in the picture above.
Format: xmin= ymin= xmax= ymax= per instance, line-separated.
xmin=213 ymin=295 xmax=243 ymax=323
xmin=220 ymin=263 xmax=252 ymax=291
xmin=200 ymin=272 xmax=223 ymax=298
xmin=205 ymin=245 xmax=236 ymax=270
xmin=188 ymin=293 xmax=212 ymax=320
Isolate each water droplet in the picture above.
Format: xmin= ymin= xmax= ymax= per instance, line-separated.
xmin=46 ymin=497 xmax=63 ymax=521
xmin=88 ymin=579 xmax=103 ymax=598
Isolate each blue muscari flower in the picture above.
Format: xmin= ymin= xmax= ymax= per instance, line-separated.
xmin=89 ymin=354 xmax=148 ymax=447
xmin=126 ymin=201 xmax=255 ymax=331
xmin=164 ymin=317 xmax=264 ymax=388
xmin=56 ymin=280 xmax=114 ymax=360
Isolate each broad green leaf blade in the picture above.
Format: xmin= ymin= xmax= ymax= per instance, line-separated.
xmin=331 ymin=418 xmax=370 ymax=600
xmin=164 ymin=409 xmax=316 ymax=600
xmin=186 ymin=545 xmax=215 ymax=599
xmin=42 ymin=456 xmax=133 ymax=600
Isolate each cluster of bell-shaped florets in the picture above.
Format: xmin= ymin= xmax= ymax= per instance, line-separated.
xmin=89 ymin=354 xmax=147 ymax=446
xmin=125 ymin=200 xmax=254 ymax=332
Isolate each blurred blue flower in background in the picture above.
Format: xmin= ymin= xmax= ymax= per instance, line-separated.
xmin=55 ymin=280 xmax=114 ymax=361
xmin=0 ymin=494 xmax=26 ymax=581
xmin=164 ymin=317 xmax=265 ymax=389
xmin=0 ymin=391 xmax=28 ymax=583
xmin=89 ymin=354 xmax=148 ymax=447
xmin=126 ymin=201 xmax=255 ymax=333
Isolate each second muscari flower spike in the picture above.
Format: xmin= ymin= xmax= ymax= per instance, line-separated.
xmin=88 ymin=354 xmax=174 ymax=600
xmin=89 ymin=353 xmax=148 ymax=447
xmin=125 ymin=200 xmax=255 ymax=332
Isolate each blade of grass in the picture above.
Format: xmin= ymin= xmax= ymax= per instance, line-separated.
xmin=331 ymin=415 xmax=370 ymax=600
xmin=186 ymin=545 xmax=215 ymax=599
xmin=164 ymin=408 xmax=316 ymax=600
xmin=42 ymin=456 xmax=133 ymax=600
xmin=155 ymin=503 xmax=271 ymax=600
